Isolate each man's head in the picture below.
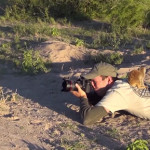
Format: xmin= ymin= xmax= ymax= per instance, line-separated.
xmin=83 ymin=62 xmax=117 ymax=79
xmin=83 ymin=62 xmax=117 ymax=95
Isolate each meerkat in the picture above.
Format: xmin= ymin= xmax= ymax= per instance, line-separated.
xmin=128 ymin=66 xmax=147 ymax=89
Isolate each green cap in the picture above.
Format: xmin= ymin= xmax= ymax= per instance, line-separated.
xmin=83 ymin=62 xmax=117 ymax=79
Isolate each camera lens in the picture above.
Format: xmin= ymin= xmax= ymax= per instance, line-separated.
xmin=62 ymin=80 xmax=76 ymax=91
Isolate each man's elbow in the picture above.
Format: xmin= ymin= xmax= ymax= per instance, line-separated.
xmin=82 ymin=118 xmax=93 ymax=126
xmin=83 ymin=120 xmax=90 ymax=126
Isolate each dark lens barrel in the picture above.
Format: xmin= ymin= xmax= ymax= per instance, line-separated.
xmin=62 ymin=80 xmax=76 ymax=91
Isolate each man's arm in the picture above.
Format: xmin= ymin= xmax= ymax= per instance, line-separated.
xmin=71 ymin=84 xmax=108 ymax=125
xmin=80 ymin=97 xmax=108 ymax=125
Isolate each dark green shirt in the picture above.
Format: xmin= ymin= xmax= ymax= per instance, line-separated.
xmin=80 ymin=92 xmax=108 ymax=125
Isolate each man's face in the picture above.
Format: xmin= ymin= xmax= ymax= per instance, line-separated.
xmin=91 ymin=76 xmax=109 ymax=93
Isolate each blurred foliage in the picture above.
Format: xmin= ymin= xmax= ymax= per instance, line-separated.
xmin=1 ymin=0 xmax=150 ymax=31
xmin=0 ymin=0 xmax=150 ymax=69
xmin=127 ymin=139 xmax=149 ymax=150
xmin=106 ymin=0 xmax=150 ymax=33
xmin=22 ymin=50 xmax=50 ymax=75
xmin=89 ymin=52 xmax=124 ymax=65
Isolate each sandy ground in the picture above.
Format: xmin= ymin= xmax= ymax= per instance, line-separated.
xmin=0 ymin=39 xmax=150 ymax=150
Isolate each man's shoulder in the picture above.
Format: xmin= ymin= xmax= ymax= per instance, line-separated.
xmin=115 ymin=78 xmax=128 ymax=84
xmin=106 ymin=79 xmax=134 ymax=97
xmin=112 ymin=79 xmax=130 ymax=89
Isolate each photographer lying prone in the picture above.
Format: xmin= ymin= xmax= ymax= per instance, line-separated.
xmin=65 ymin=62 xmax=150 ymax=125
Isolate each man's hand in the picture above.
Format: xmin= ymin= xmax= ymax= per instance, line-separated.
xmin=70 ymin=84 xmax=87 ymax=99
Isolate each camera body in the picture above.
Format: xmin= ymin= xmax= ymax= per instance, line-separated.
xmin=61 ymin=76 xmax=92 ymax=93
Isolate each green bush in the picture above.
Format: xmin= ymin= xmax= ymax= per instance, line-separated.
xmin=22 ymin=50 xmax=49 ymax=74
xmin=75 ymin=38 xmax=84 ymax=46
xmin=4 ymin=0 xmax=150 ymax=32
xmin=0 ymin=0 xmax=9 ymax=15
xmin=132 ymin=46 xmax=145 ymax=55
xmin=127 ymin=139 xmax=149 ymax=150
xmin=6 ymin=0 xmax=106 ymax=20
xmin=4 ymin=0 xmax=81 ymax=21
xmin=106 ymin=0 xmax=150 ymax=33
xmin=146 ymin=41 xmax=150 ymax=49
xmin=90 ymin=52 xmax=123 ymax=65
xmin=12 ymin=22 xmax=60 ymax=37
xmin=3 ymin=0 xmax=109 ymax=21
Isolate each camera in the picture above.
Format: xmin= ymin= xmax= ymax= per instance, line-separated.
xmin=61 ymin=76 xmax=92 ymax=93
